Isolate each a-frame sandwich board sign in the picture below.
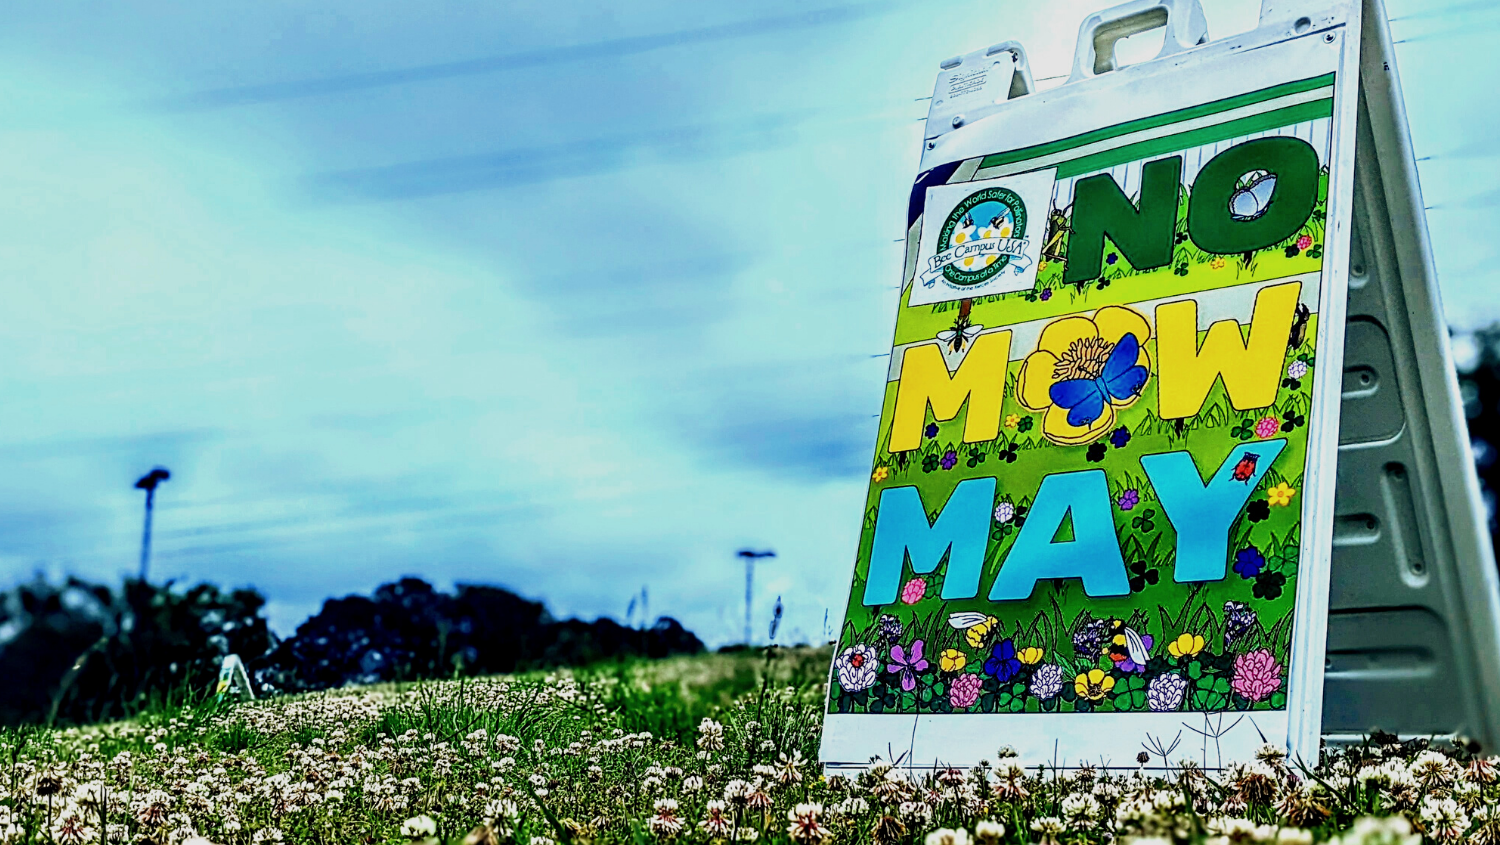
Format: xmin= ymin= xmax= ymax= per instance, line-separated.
xmin=1314 ymin=0 xmax=1500 ymax=750
xmin=819 ymin=0 xmax=1500 ymax=772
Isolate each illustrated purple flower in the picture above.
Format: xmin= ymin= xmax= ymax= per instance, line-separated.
xmin=1288 ymin=360 xmax=1309 ymax=379
xmin=1040 ymin=288 xmax=1053 ymax=301
xmin=1073 ymin=619 xmax=1110 ymax=658
xmin=994 ymin=502 xmax=1015 ymax=524
xmin=940 ymin=450 xmax=958 ymax=470
xmin=1147 ymin=673 xmax=1187 ymax=711
xmin=1233 ymin=547 xmax=1266 ymax=579
xmin=887 ymin=640 xmax=929 ymax=692
xmin=1117 ymin=489 xmax=1140 ymax=511
xmin=834 ymin=645 xmax=879 ymax=692
xmin=949 ymin=674 xmax=983 ymax=709
xmin=877 ymin=614 xmax=903 ymax=643
xmin=984 ymin=638 xmax=1023 ymax=683
xmin=1029 ymin=664 xmax=1064 ymax=700
xmin=1115 ymin=634 xmax=1154 ymax=674
xmin=924 ymin=423 xmax=939 ymax=439
xmin=1110 ymin=426 xmax=1131 ymax=448
xmin=1224 ymin=601 xmax=1255 ymax=649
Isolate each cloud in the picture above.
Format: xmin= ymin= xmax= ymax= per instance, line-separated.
xmin=146 ymin=3 xmax=904 ymax=111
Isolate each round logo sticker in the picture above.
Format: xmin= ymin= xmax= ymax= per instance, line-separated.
xmin=935 ymin=187 xmax=1029 ymax=288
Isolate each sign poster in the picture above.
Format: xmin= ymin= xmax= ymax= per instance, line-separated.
xmin=823 ymin=16 xmax=1360 ymax=770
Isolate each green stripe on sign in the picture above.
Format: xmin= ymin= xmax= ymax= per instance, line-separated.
xmin=977 ymin=72 xmax=1335 ymax=171
xmin=1055 ymin=97 xmax=1334 ymax=178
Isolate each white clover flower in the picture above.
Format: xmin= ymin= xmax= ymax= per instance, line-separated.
xmin=400 ymin=815 xmax=437 ymax=840
xmin=834 ymin=645 xmax=880 ymax=692
xmin=898 ymin=800 xmax=933 ymax=826
xmin=697 ymin=718 xmax=726 ymax=752
xmin=700 ymin=800 xmax=733 ymax=837
xmin=1331 ymin=816 xmax=1419 ymax=845
xmin=924 ymin=829 xmax=972 ymax=845
xmin=974 ymin=820 xmax=1005 ymax=845
xmin=786 ymin=803 xmax=830 ymax=845
xmin=649 ymin=798 xmax=684 ymax=838
xmin=1420 ymin=797 xmax=1470 ymax=843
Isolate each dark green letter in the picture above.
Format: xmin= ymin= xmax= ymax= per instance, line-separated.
xmin=1063 ymin=155 xmax=1182 ymax=285
xmin=1188 ymin=137 xmax=1319 ymax=255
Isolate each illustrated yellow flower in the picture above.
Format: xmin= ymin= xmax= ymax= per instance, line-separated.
xmin=1210 ymin=257 xmax=1226 ymax=270
xmin=1016 ymin=646 xmax=1044 ymax=665
xmin=1004 ymin=413 xmax=1020 ymax=428
xmin=1015 ymin=306 xmax=1152 ymax=446
xmin=1074 ymin=669 xmax=1115 ymax=702
xmin=871 ymin=466 xmax=889 ymax=483
xmin=1038 ymin=260 xmax=1049 ymax=272
xmin=1267 ymin=482 xmax=1297 ymax=506
xmin=1167 ymin=633 xmax=1205 ymax=659
xmin=940 ymin=648 xmax=967 ymax=673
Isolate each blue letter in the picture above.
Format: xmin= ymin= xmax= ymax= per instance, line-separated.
xmin=863 ymin=478 xmax=996 ymax=605
xmin=988 ymin=470 xmax=1129 ymax=601
xmin=1140 ymin=439 xmax=1287 ymax=582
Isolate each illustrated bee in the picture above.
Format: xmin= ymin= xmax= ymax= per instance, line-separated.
xmin=937 ymin=298 xmax=983 ymax=353
xmin=1287 ymin=302 xmax=1311 ymax=351
xmin=947 ymin=611 xmax=999 ymax=649
xmin=1232 ymin=452 xmax=1261 ymax=483
xmin=1106 ymin=618 xmax=1151 ymax=667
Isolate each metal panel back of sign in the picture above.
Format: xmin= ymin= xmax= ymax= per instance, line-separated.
xmin=1319 ymin=0 xmax=1500 ymax=748
xmin=822 ymin=0 xmax=1364 ymax=770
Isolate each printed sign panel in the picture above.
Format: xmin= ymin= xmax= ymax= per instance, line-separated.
xmin=823 ymin=15 xmax=1360 ymax=770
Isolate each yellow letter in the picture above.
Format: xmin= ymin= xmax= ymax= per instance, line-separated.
xmin=1155 ymin=281 xmax=1301 ymax=419
xmin=889 ymin=331 xmax=1012 ymax=451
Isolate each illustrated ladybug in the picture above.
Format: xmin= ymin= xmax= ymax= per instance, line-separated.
xmin=1232 ymin=452 xmax=1260 ymax=483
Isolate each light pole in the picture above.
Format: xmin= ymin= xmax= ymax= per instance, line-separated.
xmin=135 ymin=467 xmax=170 ymax=582
xmin=737 ymin=548 xmax=776 ymax=646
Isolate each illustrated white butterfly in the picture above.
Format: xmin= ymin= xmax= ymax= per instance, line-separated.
xmin=1230 ymin=170 xmax=1277 ymax=221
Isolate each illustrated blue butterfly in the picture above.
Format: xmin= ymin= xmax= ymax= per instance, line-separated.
xmin=1230 ymin=173 xmax=1277 ymax=221
xmin=1048 ymin=332 xmax=1149 ymax=427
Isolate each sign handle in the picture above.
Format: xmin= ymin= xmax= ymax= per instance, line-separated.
xmin=1067 ymin=0 xmax=1210 ymax=83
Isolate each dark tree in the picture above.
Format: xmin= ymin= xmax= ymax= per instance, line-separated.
xmin=0 ymin=577 xmax=273 ymax=725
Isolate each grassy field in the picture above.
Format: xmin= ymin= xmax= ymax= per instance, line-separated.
xmin=0 ymin=646 xmax=1489 ymax=845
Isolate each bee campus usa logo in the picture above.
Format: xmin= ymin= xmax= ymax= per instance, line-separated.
xmin=908 ymin=169 xmax=1056 ymax=307
xmin=921 ymin=186 xmax=1031 ymax=289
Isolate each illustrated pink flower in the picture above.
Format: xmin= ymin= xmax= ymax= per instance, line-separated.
xmin=1254 ymin=416 xmax=1280 ymax=439
xmin=1231 ymin=648 xmax=1283 ymax=701
xmin=1296 ymin=235 xmax=1313 ymax=251
xmin=900 ymin=578 xmax=927 ymax=605
xmin=949 ymin=673 xmax=983 ymax=709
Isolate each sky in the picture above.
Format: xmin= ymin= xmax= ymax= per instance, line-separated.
xmin=0 ymin=0 xmax=1493 ymax=647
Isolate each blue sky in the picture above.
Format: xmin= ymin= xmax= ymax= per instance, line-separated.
xmin=0 ymin=0 xmax=1492 ymax=646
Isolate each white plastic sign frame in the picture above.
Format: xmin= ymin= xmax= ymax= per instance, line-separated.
xmin=821 ymin=0 xmax=1363 ymax=770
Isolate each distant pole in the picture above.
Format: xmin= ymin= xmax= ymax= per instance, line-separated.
xmin=737 ymin=549 xmax=776 ymax=645
xmin=135 ymin=467 xmax=171 ymax=582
